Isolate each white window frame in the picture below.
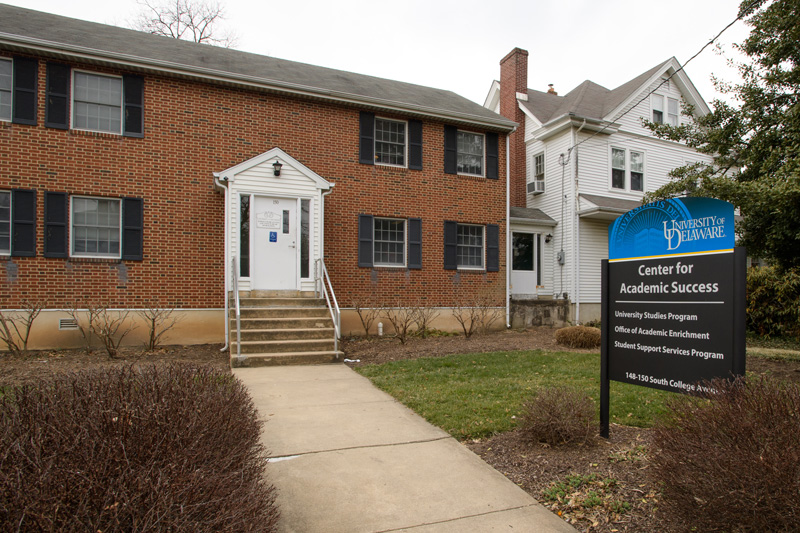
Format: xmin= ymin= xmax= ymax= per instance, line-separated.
xmin=667 ymin=97 xmax=679 ymax=127
xmin=651 ymin=94 xmax=664 ymax=124
xmin=70 ymin=195 xmax=123 ymax=259
xmin=71 ymin=70 xmax=123 ymax=135
xmin=533 ymin=152 xmax=545 ymax=181
xmin=456 ymin=223 xmax=485 ymax=269
xmin=610 ymin=147 xmax=645 ymax=193
xmin=0 ymin=190 xmax=10 ymax=255
xmin=374 ymin=117 xmax=408 ymax=168
xmin=0 ymin=58 xmax=11 ymax=122
xmin=373 ymin=217 xmax=406 ymax=267
xmin=456 ymin=130 xmax=485 ymax=177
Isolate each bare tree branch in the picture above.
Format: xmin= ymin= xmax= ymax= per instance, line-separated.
xmin=132 ymin=0 xmax=238 ymax=47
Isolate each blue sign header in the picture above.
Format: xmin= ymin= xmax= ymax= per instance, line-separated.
xmin=608 ymin=197 xmax=734 ymax=260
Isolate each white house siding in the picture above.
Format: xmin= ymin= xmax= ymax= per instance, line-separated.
xmin=526 ymin=129 xmax=574 ymax=299
xmin=228 ymin=161 xmax=324 ymax=293
xmin=577 ymin=218 xmax=611 ymax=304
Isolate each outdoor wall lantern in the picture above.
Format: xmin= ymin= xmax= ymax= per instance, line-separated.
xmin=545 ymin=234 xmax=553 ymax=243
xmin=273 ymin=159 xmax=283 ymax=176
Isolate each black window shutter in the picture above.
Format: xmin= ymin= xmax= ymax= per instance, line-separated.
xmin=123 ymin=75 xmax=144 ymax=138
xmin=359 ymin=112 xmax=375 ymax=165
xmin=122 ymin=197 xmax=144 ymax=260
xmin=487 ymin=224 xmax=499 ymax=272
xmin=44 ymin=191 xmax=68 ymax=257
xmin=358 ymin=214 xmax=373 ymax=267
xmin=444 ymin=125 xmax=457 ymax=174
xmin=45 ymin=63 xmax=70 ymax=130
xmin=443 ymin=220 xmax=457 ymax=270
xmin=408 ymin=218 xmax=422 ymax=269
xmin=409 ymin=120 xmax=423 ymax=170
xmin=12 ymin=57 xmax=38 ymax=126
xmin=486 ymin=132 xmax=499 ymax=180
xmin=11 ymin=189 xmax=36 ymax=257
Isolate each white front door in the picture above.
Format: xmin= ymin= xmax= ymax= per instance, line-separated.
xmin=252 ymin=196 xmax=298 ymax=290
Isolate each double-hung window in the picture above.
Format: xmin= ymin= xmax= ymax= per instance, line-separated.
xmin=0 ymin=191 xmax=10 ymax=254
xmin=0 ymin=59 xmax=11 ymax=122
xmin=611 ymin=148 xmax=644 ymax=192
xmin=667 ymin=97 xmax=679 ymax=126
xmin=373 ymin=218 xmax=406 ymax=266
xmin=374 ymin=118 xmax=406 ymax=167
xmin=73 ymin=71 xmax=123 ymax=134
xmin=71 ymin=196 xmax=122 ymax=258
xmin=457 ymin=224 xmax=484 ymax=268
xmin=652 ymin=95 xmax=664 ymax=124
xmin=533 ymin=153 xmax=545 ymax=180
xmin=457 ymin=131 xmax=484 ymax=176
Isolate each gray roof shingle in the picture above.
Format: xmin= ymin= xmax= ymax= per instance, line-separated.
xmin=520 ymin=60 xmax=671 ymax=125
xmin=0 ymin=3 xmax=515 ymax=130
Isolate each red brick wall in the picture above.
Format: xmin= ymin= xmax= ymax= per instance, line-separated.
xmin=499 ymin=48 xmax=528 ymax=208
xmin=1 ymin=52 xmax=507 ymax=310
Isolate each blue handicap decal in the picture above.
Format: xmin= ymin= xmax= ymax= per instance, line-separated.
xmin=269 ymin=231 xmax=277 ymax=242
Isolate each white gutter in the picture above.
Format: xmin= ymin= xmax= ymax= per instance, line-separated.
xmin=505 ymin=134 xmax=511 ymax=329
xmin=214 ymin=175 xmax=230 ymax=350
xmin=0 ymin=33 xmax=517 ymax=132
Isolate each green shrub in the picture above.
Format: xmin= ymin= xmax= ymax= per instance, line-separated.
xmin=652 ymin=376 xmax=800 ymax=531
xmin=555 ymin=325 xmax=601 ymax=349
xmin=746 ymin=266 xmax=800 ymax=338
xmin=0 ymin=364 xmax=279 ymax=532
xmin=519 ymin=385 xmax=598 ymax=446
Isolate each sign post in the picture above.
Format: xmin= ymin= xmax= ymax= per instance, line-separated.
xmin=600 ymin=197 xmax=746 ymax=438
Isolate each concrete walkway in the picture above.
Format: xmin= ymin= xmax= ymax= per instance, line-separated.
xmin=233 ymin=364 xmax=576 ymax=533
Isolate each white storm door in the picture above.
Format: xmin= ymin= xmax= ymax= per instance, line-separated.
xmin=511 ymin=232 xmax=539 ymax=295
xmin=252 ymin=196 xmax=298 ymax=290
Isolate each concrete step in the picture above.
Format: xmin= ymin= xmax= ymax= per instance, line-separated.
xmin=239 ymin=297 xmax=326 ymax=308
xmin=231 ymin=317 xmax=334 ymax=330
xmin=236 ymin=290 xmax=317 ymax=299
xmin=231 ymin=351 xmax=343 ymax=367
xmin=232 ymin=338 xmax=336 ymax=354
xmin=233 ymin=328 xmax=335 ymax=342
xmin=234 ymin=307 xmax=330 ymax=319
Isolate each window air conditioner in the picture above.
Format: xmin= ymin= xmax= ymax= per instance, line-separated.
xmin=527 ymin=180 xmax=545 ymax=195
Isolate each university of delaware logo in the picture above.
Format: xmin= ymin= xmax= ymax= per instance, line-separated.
xmin=609 ymin=197 xmax=735 ymax=260
xmin=663 ymin=216 xmax=727 ymax=251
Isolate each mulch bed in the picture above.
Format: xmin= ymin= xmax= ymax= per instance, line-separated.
xmin=2 ymin=330 xmax=799 ymax=532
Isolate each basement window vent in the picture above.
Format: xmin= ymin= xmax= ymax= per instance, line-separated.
xmin=59 ymin=318 xmax=79 ymax=330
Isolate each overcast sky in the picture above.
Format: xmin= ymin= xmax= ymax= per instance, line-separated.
xmin=7 ymin=0 xmax=751 ymax=107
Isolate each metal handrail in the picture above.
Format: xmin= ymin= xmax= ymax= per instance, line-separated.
xmin=316 ymin=258 xmax=341 ymax=353
xmin=232 ymin=257 xmax=242 ymax=362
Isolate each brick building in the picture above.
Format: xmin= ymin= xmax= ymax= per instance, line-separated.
xmin=0 ymin=5 xmax=515 ymax=355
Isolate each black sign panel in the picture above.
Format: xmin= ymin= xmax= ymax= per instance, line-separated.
xmin=608 ymin=253 xmax=735 ymax=394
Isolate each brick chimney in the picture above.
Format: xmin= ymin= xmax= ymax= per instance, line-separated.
xmin=499 ymin=48 xmax=528 ymax=208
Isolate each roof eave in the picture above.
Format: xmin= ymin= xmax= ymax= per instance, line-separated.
xmin=509 ymin=216 xmax=558 ymax=227
xmin=533 ymin=114 xmax=618 ymax=141
xmin=0 ymin=32 xmax=517 ymax=132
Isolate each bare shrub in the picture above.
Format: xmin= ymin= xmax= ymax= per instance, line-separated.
xmin=0 ymin=364 xmax=279 ymax=531
xmin=352 ymin=296 xmax=382 ymax=337
xmin=91 ymin=308 xmax=137 ymax=358
xmin=412 ymin=302 xmax=440 ymax=338
xmin=519 ymin=385 xmax=598 ymax=446
xmin=452 ymin=299 xmax=481 ymax=338
xmin=474 ymin=292 xmax=503 ymax=333
xmin=382 ymin=304 xmax=417 ymax=344
xmin=652 ymin=376 xmax=800 ymax=532
xmin=0 ymin=299 xmax=44 ymax=356
xmin=69 ymin=302 xmax=103 ymax=354
xmin=555 ymin=325 xmax=601 ymax=349
xmin=138 ymin=302 xmax=182 ymax=351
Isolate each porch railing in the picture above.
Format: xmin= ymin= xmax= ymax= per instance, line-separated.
xmin=315 ymin=258 xmax=341 ymax=353
xmin=231 ymin=257 xmax=242 ymax=362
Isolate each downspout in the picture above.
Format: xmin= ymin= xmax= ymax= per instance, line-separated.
xmin=214 ymin=175 xmax=230 ymax=351
xmin=505 ymin=133 xmax=511 ymax=329
xmin=321 ymin=187 xmax=333 ymax=278
xmin=573 ymin=119 xmax=586 ymax=324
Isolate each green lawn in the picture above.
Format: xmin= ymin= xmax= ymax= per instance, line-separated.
xmin=355 ymin=350 xmax=673 ymax=440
